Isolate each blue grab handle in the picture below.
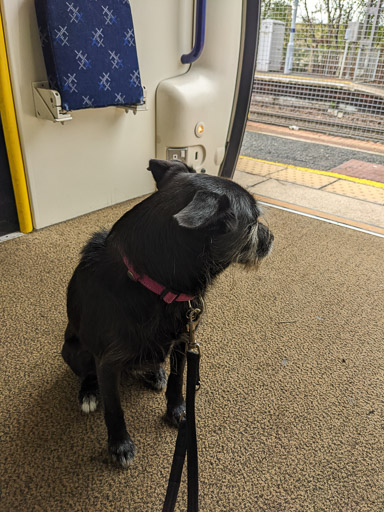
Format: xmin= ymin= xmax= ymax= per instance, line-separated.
xmin=181 ymin=0 xmax=207 ymax=64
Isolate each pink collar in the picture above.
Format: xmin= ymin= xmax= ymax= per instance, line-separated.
xmin=122 ymin=256 xmax=195 ymax=304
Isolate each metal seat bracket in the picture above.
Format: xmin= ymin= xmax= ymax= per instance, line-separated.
xmin=32 ymin=81 xmax=72 ymax=123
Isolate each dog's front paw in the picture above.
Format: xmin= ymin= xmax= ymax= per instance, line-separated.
xmin=108 ymin=437 xmax=136 ymax=468
xmin=164 ymin=403 xmax=186 ymax=428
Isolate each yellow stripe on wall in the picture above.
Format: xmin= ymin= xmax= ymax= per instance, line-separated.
xmin=0 ymin=9 xmax=33 ymax=233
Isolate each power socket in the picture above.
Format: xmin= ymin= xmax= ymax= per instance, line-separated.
xmin=166 ymin=147 xmax=189 ymax=162
xmin=166 ymin=146 xmax=205 ymax=169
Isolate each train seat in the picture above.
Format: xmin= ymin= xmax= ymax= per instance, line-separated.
xmin=34 ymin=0 xmax=144 ymax=111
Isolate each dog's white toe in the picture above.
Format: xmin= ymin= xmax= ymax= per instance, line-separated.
xmin=81 ymin=395 xmax=98 ymax=413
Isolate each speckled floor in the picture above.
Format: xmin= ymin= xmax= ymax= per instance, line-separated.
xmin=1 ymin=196 xmax=383 ymax=512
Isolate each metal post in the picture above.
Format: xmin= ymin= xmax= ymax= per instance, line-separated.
xmin=284 ymin=0 xmax=299 ymax=74
xmin=339 ymin=41 xmax=350 ymax=78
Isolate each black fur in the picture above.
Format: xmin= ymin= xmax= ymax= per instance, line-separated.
xmin=62 ymin=159 xmax=273 ymax=467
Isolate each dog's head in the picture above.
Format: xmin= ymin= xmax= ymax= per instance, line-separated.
xmin=147 ymin=159 xmax=273 ymax=271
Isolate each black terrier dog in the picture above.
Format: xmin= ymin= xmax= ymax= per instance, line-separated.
xmin=62 ymin=159 xmax=273 ymax=467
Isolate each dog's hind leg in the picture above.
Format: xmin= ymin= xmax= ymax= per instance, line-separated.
xmin=62 ymin=323 xmax=99 ymax=413
xmin=79 ymin=375 xmax=99 ymax=413
xmin=164 ymin=337 xmax=187 ymax=427
xmin=134 ymin=365 xmax=167 ymax=391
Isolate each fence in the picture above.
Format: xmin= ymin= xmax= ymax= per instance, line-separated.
xmin=250 ymin=0 xmax=384 ymax=142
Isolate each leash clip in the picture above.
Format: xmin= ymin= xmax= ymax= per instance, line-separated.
xmin=186 ymin=301 xmax=201 ymax=392
xmin=187 ymin=320 xmax=200 ymax=355
xmin=186 ymin=302 xmax=201 ymax=354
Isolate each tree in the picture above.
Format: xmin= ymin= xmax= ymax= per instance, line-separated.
xmin=301 ymin=0 xmax=366 ymax=49
xmin=261 ymin=0 xmax=292 ymax=23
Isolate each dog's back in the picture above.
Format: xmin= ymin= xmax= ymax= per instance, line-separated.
xmin=79 ymin=229 xmax=109 ymax=267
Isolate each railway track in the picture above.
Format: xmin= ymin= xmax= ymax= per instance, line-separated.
xmin=250 ymin=78 xmax=384 ymax=143
xmin=249 ymin=107 xmax=384 ymax=143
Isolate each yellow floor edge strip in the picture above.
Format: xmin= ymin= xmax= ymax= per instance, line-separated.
xmin=0 ymin=10 xmax=33 ymax=233
xmin=239 ymin=155 xmax=384 ymax=190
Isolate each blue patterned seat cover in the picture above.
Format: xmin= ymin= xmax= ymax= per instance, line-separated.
xmin=35 ymin=0 xmax=144 ymax=111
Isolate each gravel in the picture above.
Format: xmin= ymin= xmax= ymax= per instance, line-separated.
xmin=240 ymin=131 xmax=384 ymax=171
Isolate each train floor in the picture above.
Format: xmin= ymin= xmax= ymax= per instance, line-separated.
xmin=1 ymin=194 xmax=383 ymax=511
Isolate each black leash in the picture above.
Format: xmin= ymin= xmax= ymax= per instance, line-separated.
xmin=163 ymin=307 xmax=201 ymax=512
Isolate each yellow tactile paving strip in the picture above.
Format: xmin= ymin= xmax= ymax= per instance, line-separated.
xmin=270 ymin=167 xmax=337 ymax=189
xmin=236 ymin=157 xmax=286 ymax=176
xmin=323 ymin=180 xmax=384 ymax=204
xmin=238 ymin=155 xmax=384 ymax=191
xmin=239 ymin=156 xmax=384 ymax=189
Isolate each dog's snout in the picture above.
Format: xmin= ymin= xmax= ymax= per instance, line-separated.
xmin=256 ymin=223 xmax=274 ymax=258
xmin=237 ymin=221 xmax=273 ymax=266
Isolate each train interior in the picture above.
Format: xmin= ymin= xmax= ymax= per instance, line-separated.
xmin=1 ymin=1 xmax=383 ymax=510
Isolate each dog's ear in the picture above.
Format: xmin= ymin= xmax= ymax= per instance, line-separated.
xmin=147 ymin=159 xmax=195 ymax=187
xmin=174 ymin=191 xmax=234 ymax=230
